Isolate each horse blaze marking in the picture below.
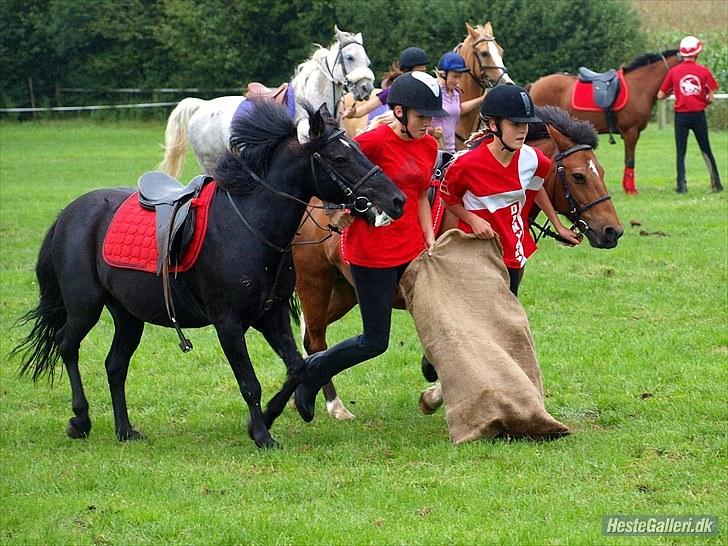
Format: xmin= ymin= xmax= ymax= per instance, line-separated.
xmin=339 ymin=138 xmax=351 ymax=148
xmin=589 ymin=159 xmax=599 ymax=176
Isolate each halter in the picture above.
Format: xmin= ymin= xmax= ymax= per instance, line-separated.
xmin=531 ymin=144 xmax=612 ymax=243
xmin=457 ymin=35 xmax=509 ymax=90
xmin=320 ymin=39 xmax=373 ymax=117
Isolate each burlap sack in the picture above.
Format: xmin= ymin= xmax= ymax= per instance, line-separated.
xmin=400 ymin=229 xmax=569 ymax=443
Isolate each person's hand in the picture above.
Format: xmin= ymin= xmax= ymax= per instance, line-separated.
xmin=468 ymin=216 xmax=495 ymax=239
xmin=368 ymin=111 xmax=394 ymax=129
xmin=342 ymin=103 xmax=358 ymax=119
xmin=425 ymin=233 xmax=436 ymax=256
xmin=556 ymin=224 xmax=582 ymax=246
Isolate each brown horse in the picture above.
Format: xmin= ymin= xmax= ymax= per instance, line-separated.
xmin=341 ymin=21 xmax=510 ymax=141
xmin=454 ymin=21 xmax=513 ymax=150
xmin=292 ymin=106 xmax=623 ymax=420
xmin=528 ymin=49 xmax=680 ymax=194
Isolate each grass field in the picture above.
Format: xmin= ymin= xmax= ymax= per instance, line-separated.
xmin=0 ymin=119 xmax=726 ymax=545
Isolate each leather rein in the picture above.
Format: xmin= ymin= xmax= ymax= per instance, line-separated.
xmin=531 ymin=143 xmax=612 ymax=243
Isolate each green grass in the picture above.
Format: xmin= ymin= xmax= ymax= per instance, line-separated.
xmin=1 ymin=119 xmax=726 ymax=545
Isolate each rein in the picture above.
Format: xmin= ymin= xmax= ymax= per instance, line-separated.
xmin=531 ymin=144 xmax=612 ymax=243
xmin=224 ymin=128 xmax=383 ymax=314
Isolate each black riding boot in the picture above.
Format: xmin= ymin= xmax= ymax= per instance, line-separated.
xmin=421 ymin=355 xmax=438 ymax=382
xmin=294 ymin=343 xmax=365 ymax=422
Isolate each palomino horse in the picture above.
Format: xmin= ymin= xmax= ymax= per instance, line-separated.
xmin=10 ymin=102 xmax=405 ymax=449
xmin=454 ymin=21 xmax=512 ymax=149
xmin=293 ymin=106 xmax=623 ymax=420
xmin=341 ymin=21 xmax=511 ymax=140
xmin=158 ymin=26 xmax=375 ymax=178
xmin=528 ymin=49 xmax=680 ymax=194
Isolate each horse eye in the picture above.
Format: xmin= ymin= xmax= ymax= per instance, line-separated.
xmin=573 ymin=173 xmax=586 ymax=183
xmin=345 ymin=55 xmax=354 ymax=62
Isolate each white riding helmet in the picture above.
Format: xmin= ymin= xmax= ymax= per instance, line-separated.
xmin=679 ymin=36 xmax=703 ymax=57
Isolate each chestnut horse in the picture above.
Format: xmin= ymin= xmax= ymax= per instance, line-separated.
xmin=454 ymin=21 xmax=513 ymax=150
xmin=293 ymin=106 xmax=623 ymax=419
xmin=528 ymin=49 xmax=680 ymax=194
xmin=341 ymin=21 xmax=511 ymax=140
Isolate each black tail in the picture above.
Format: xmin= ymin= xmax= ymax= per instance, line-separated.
xmin=9 ymin=221 xmax=66 ymax=384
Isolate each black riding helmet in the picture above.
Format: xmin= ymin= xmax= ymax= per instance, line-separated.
xmin=387 ymin=72 xmax=448 ymax=117
xmin=398 ymin=47 xmax=429 ymax=70
xmin=480 ymin=83 xmax=540 ymax=123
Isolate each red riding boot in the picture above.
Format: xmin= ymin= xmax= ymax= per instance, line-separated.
xmin=622 ymin=167 xmax=638 ymax=194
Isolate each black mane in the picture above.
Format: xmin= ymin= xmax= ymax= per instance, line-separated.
xmin=214 ymin=100 xmax=339 ymax=193
xmin=530 ymin=106 xmax=599 ymax=149
xmin=623 ymin=49 xmax=679 ymax=73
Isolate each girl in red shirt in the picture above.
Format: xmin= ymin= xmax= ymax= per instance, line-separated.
xmin=657 ymin=35 xmax=722 ymax=193
xmin=441 ymin=84 xmax=581 ymax=295
xmin=294 ymin=72 xmax=447 ymax=422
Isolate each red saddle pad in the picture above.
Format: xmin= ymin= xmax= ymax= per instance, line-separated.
xmin=103 ymin=181 xmax=217 ymax=273
xmin=571 ymin=70 xmax=629 ymax=112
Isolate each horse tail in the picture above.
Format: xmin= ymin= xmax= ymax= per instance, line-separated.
xmin=9 ymin=221 xmax=66 ymax=384
xmin=158 ymin=97 xmax=205 ymax=178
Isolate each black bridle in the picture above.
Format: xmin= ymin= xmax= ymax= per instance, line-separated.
xmin=458 ymin=35 xmax=509 ymax=91
xmin=226 ymin=128 xmax=382 ymax=254
xmin=324 ymin=39 xmax=371 ymax=118
xmin=531 ymin=143 xmax=612 ymax=243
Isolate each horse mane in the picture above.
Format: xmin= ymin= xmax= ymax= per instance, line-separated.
xmin=214 ymin=100 xmax=339 ymax=192
xmin=531 ymin=106 xmax=599 ymax=149
xmin=215 ymin=100 xmax=297 ymax=191
xmin=293 ymin=46 xmax=329 ymax=86
xmin=623 ymin=49 xmax=679 ymax=73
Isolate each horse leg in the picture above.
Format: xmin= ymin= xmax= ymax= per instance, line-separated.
xmin=321 ymin=280 xmax=358 ymax=420
xmin=105 ymin=304 xmax=145 ymax=441
xmin=253 ymin=304 xmax=307 ymax=431
xmin=622 ymin=128 xmax=639 ymax=194
xmin=215 ymin=323 xmax=276 ymax=449
xmin=57 ymin=304 xmax=104 ymax=439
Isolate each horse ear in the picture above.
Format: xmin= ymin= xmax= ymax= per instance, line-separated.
xmin=354 ymin=32 xmax=363 ymax=43
xmin=309 ymin=107 xmax=327 ymax=139
xmin=317 ymin=103 xmax=333 ymax=121
xmin=334 ymin=25 xmax=345 ymax=41
xmin=466 ymin=22 xmax=478 ymax=39
xmin=484 ymin=22 xmax=493 ymax=36
xmin=546 ymin=124 xmax=574 ymax=152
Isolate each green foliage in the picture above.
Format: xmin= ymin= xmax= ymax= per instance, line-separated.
xmin=2 ymin=0 xmax=646 ymax=109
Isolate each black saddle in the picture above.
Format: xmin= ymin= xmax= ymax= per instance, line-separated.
xmin=138 ymin=172 xmax=210 ymax=273
xmin=577 ymin=67 xmax=620 ymax=110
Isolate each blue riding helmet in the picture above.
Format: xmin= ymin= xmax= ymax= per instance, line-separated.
xmin=437 ymin=52 xmax=469 ymax=73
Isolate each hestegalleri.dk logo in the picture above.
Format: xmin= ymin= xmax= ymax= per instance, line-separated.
xmin=602 ymin=515 xmax=718 ymax=536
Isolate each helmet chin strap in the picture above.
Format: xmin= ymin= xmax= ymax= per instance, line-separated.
xmin=487 ymin=118 xmax=516 ymax=153
xmin=394 ymin=107 xmax=415 ymax=139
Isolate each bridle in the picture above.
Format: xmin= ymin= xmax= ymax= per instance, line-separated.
xmin=531 ymin=143 xmax=612 ymax=243
xmin=457 ymin=34 xmax=509 ymax=91
xmin=321 ymin=39 xmax=373 ymax=117
xmin=226 ymin=128 xmax=382 ymax=254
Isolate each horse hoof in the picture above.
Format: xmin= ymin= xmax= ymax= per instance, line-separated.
xmin=255 ymin=436 xmax=281 ymax=449
xmin=419 ymin=385 xmax=443 ymax=415
xmin=66 ymin=416 xmax=91 ymax=439
xmin=326 ymin=397 xmax=356 ymax=420
xmin=117 ymin=427 xmax=144 ymax=442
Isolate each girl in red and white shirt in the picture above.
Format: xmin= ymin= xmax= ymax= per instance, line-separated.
xmin=441 ymin=84 xmax=580 ymax=295
xmin=295 ymin=72 xmax=447 ymax=422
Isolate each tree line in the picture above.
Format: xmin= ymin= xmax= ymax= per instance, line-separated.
xmin=2 ymin=0 xmax=648 ymax=110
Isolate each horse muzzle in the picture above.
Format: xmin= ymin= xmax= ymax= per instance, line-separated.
xmin=584 ymin=223 xmax=623 ymax=249
xmin=351 ymin=79 xmax=374 ymax=101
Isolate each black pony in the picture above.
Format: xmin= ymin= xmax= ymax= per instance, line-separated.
xmin=11 ymin=101 xmax=405 ymax=448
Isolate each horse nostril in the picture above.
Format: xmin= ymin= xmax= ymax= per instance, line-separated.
xmin=604 ymin=226 xmax=622 ymax=243
xmin=393 ymin=195 xmax=406 ymax=215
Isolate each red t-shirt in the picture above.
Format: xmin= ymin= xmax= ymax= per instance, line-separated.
xmin=342 ymin=124 xmax=438 ymax=267
xmin=440 ymin=137 xmax=552 ymax=269
xmin=659 ymin=59 xmax=719 ymax=113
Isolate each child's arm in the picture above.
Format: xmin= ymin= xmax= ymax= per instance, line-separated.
xmin=445 ymin=203 xmax=495 ymax=239
xmin=418 ymin=190 xmax=436 ymax=254
xmin=534 ymin=188 xmax=581 ymax=245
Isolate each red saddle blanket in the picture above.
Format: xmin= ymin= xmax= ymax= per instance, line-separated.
xmin=103 ymin=181 xmax=217 ymax=273
xmin=571 ymin=70 xmax=629 ymax=112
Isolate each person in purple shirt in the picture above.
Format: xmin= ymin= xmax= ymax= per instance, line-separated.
xmin=343 ymin=47 xmax=429 ymax=122
xmin=430 ymin=52 xmax=486 ymax=152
